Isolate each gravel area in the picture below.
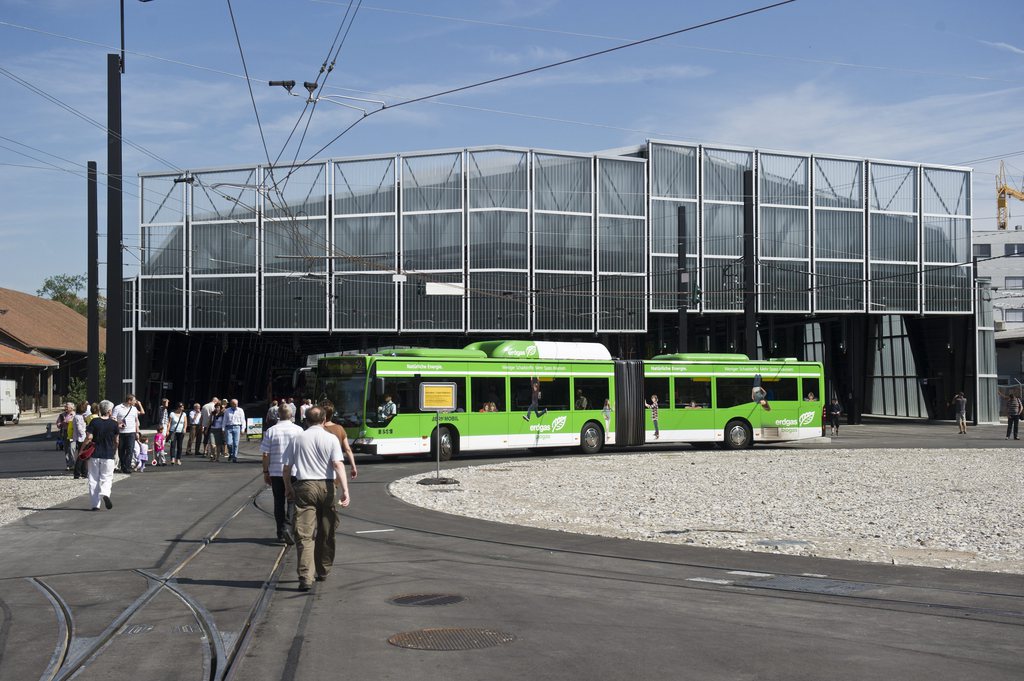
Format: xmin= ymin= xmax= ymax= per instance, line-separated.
xmin=390 ymin=448 xmax=1024 ymax=574
xmin=0 ymin=474 xmax=125 ymax=526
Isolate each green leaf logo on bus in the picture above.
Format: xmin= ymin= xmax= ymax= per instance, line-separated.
xmin=798 ymin=411 xmax=815 ymax=426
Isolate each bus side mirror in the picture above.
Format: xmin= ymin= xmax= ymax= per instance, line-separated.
xmin=375 ymin=377 xmax=385 ymax=396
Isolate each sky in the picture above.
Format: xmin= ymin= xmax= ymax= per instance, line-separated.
xmin=1 ymin=0 xmax=1023 ymax=295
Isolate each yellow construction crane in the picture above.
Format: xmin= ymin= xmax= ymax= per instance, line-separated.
xmin=997 ymin=161 xmax=1024 ymax=230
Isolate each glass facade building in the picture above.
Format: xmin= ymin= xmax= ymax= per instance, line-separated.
xmin=132 ymin=140 xmax=990 ymax=422
xmin=137 ymin=141 xmax=973 ymax=335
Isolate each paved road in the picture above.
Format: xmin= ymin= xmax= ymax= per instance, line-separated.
xmin=0 ymin=425 xmax=1021 ymax=680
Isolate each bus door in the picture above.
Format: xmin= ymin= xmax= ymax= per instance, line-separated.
xmin=674 ymin=376 xmax=714 ymax=439
xmin=469 ymin=376 xmax=509 ymax=450
xmin=757 ymin=373 xmax=800 ymax=436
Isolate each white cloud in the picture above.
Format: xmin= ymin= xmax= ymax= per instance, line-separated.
xmin=980 ymin=40 xmax=1024 ymax=57
xmin=693 ymin=82 xmax=1022 ymax=164
xmin=487 ymin=45 xmax=572 ymax=66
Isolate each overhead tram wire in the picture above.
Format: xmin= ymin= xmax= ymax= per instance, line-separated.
xmin=225 ymin=0 xmax=272 ymax=169
xmin=0 ymin=65 xmax=183 ymax=174
xmin=275 ymin=0 xmax=802 ymax=188
xmin=313 ymin=0 xmax=1016 ymax=85
xmin=1 ymin=10 xmax=987 ymax=312
xmin=222 ymin=0 xmax=365 ymax=272
xmin=271 ymin=0 xmax=362 ymax=212
xmin=251 ymin=1 xmax=807 ymax=285
xmin=6 ymin=19 xmax=1023 ymax=167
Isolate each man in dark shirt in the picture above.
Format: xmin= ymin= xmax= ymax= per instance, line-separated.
xmin=82 ymin=400 xmax=119 ymax=510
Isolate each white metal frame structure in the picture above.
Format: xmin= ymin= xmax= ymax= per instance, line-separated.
xmin=532 ymin=150 xmax=595 ymax=333
xmin=466 ymin=147 xmax=531 ymax=334
xmin=332 ymin=154 xmax=400 ymax=332
xmin=134 ymin=141 xmax=974 ymax=336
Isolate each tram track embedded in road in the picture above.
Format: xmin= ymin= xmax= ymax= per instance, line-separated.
xmin=21 ymin=482 xmax=289 ymax=681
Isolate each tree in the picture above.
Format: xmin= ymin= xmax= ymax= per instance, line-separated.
xmin=37 ymin=273 xmax=106 ymax=325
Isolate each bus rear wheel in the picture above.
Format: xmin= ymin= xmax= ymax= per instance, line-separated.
xmin=723 ymin=420 xmax=752 ymax=449
xmin=579 ymin=422 xmax=604 ymax=455
xmin=432 ymin=425 xmax=457 ymax=461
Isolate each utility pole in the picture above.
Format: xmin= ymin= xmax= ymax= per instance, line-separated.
xmin=87 ymin=162 xmax=100 ymax=403
xmin=105 ymin=51 xmax=123 ymax=399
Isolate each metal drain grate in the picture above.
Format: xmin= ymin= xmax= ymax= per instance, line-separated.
xmin=390 ymin=594 xmax=465 ymax=607
xmin=388 ymin=627 xmax=515 ymax=651
xmin=740 ymin=576 xmax=873 ymax=596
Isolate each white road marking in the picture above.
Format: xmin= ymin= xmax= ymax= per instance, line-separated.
xmin=354 ymin=529 xmax=396 ymax=534
xmin=801 ymin=573 xmax=828 ymax=578
xmin=687 ymin=577 xmax=733 ymax=585
xmin=727 ymin=571 xmax=773 ymax=577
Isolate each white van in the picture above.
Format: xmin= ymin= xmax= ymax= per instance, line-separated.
xmin=0 ymin=379 xmax=20 ymax=425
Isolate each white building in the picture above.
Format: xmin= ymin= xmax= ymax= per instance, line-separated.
xmin=973 ymin=228 xmax=1024 ymax=329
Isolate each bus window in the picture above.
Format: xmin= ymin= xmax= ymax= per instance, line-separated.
xmin=471 ymin=376 xmax=506 ymax=412
xmin=377 ymin=376 xmax=466 ymax=417
xmin=763 ymin=377 xmax=798 ymax=401
xmin=510 ymin=376 xmax=570 ymax=411
xmin=644 ymin=377 xmax=671 ymax=410
xmin=716 ymin=377 xmax=752 ymax=409
xmin=802 ymin=377 xmax=820 ymax=402
xmin=675 ymin=377 xmax=711 ymax=408
xmin=573 ymin=377 xmax=608 ymax=411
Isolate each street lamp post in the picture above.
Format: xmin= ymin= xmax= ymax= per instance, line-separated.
xmin=105 ymin=0 xmax=152 ymax=400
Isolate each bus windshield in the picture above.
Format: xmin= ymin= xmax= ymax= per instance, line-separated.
xmin=317 ymin=357 xmax=367 ymax=428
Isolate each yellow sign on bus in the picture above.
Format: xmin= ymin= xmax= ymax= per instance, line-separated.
xmin=420 ymin=382 xmax=457 ymax=411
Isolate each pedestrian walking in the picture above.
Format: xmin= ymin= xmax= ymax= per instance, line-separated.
xmin=209 ymin=403 xmax=226 ymax=461
xmin=319 ymin=400 xmax=359 ymax=479
xmin=225 ymin=399 xmax=246 ymax=462
xmin=168 ymin=403 xmax=188 ymax=464
xmin=828 ymin=398 xmax=842 ymax=437
xmin=155 ymin=397 xmax=170 ymax=436
xmin=186 ymin=402 xmax=202 ymax=455
xmin=152 ymin=431 xmax=167 ymax=466
xmin=260 ymin=403 xmax=302 ymax=544
xmin=998 ymin=388 xmax=1022 ymax=440
xmin=135 ymin=435 xmax=150 ymax=472
xmin=111 ymin=394 xmax=142 ymax=474
xmin=70 ymin=402 xmax=88 ymax=479
xmin=56 ymin=402 xmax=75 ymax=463
xmin=81 ymin=400 xmax=118 ymax=511
xmin=299 ymin=399 xmax=312 ymax=427
xmin=282 ymin=406 xmax=351 ymax=591
xmin=265 ymin=399 xmax=280 ymax=431
xmin=200 ymin=397 xmax=218 ymax=456
xmin=950 ymin=391 xmax=968 ymax=434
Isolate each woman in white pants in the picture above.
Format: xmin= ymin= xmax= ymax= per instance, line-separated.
xmin=81 ymin=400 xmax=119 ymax=510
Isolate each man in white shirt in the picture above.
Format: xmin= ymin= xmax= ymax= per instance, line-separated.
xmin=299 ymin=399 xmax=312 ymax=427
xmin=224 ymin=398 xmax=246 ymax=463
xmin=260 ymin=403 xmax=302 ymax=544
xmin=111 ymin=394 xmax=143 ymax=474
xmin=186 ymin=402 xmax=203 ymax=455
xmin=200 ymin=397 xmax=219 ymax=457
xmin=283 ymin=406 xmax=351 ymax=591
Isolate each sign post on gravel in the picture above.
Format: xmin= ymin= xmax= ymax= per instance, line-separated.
xmin=417 ymin=382 xmax=459 ymax=486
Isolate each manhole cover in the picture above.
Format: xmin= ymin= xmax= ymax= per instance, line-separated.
xmin=390 ymin=594 xmax=465 ymax=607
xmin=387 ymin=627 xmax=515 ymax=651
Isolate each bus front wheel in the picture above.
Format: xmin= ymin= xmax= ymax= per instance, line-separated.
xmin=432 ymin=425 xmax=457 ymax=461
xmin=579 ymin=422 xmax=604 ymax=455
xmin=723 ymin=420 xmax=753 ymax=449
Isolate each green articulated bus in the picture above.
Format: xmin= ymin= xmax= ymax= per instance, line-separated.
xmin=316 ymin=340 xmax=824 ymax=460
